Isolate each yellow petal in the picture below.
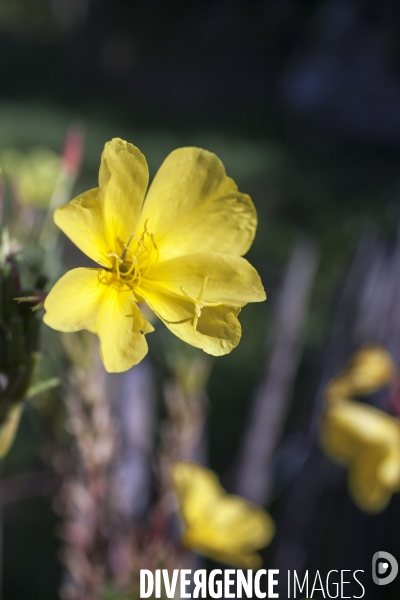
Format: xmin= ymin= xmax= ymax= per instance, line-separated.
xmin=321 ymin=401 xmax=400 ymax=457
xmin=348 ymin=449 xmax=393 ymax=512
xmin=171 ymin=462 xmax=274 ymax=569
xmin=325 ymin=344 xmax=395 ymax=403
xmin=44 ymin=268 xmax=153 ymax=373
xmin=171 ymin=461 xmax=222 ymax=525
xmin=379 ymin=444 xmax=400 ymax=488
xmin=144 ymin=252 xmax=266 ymax=306
xmin=345 ymin=344 xmax=395 ymax=395
xmin=205 ymin=495 xmax=274 ymax=554
xmin=140 ymin=252 xmax=264 ymax=354
xmin=137 ymin=147 xmax=257 ymax=261
xmin=0 ymin=404 xmax=23 ymax=459
xmin=321 ymin=401 xmax=364 ymax=464
xmin=97 ymin=285 xmax=152 ymax=373
xmin=54 ymin=139 xmax=148 ymax=264
xmin=44 ymin=268 xmax=107 ymax=332
xmin=141 ymin=286 xmax=242 ymax=355
xmin=99 ymin=138 xmax=148 ymax=254
xmin=321 ymin=400 xmax=400 ymax=513
xmin=54 ymin=188 xmax=110 ymax=266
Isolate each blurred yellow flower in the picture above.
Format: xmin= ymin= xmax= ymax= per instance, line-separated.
xmin=44 ymin=138 xmax=265 ymax=372
xmin=170 ymin=461 xmax=274 ymax=568
xmin=325 ymin=344 xmax=395 ymax=403
xmin=321 ymin=399 xmax=400 ymax=512
xmin=321 ymin=344 xmax=399 ymax=512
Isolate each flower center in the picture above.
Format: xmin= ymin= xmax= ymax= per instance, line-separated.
xmin=107 ymin=220 xmax=158 ymax=289
xmin=106 ymin=222 xmax=223 ymax=331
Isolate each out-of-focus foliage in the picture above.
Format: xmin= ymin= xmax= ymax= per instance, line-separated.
xmin=0 ymin=229 xmax=44 ymax=453
xmin=0 ymin=0 xmax=90 ymax=36
xmin=0 ymin=403 xmax=23 ymax=457
xmin=1 ymin=147 xmax=59 ymax=208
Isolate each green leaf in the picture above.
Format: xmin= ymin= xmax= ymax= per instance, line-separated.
xmin=0 ymin=403 xmax=23 ymax=459
xmin=25 ymin=377 xmax=60 ymax=400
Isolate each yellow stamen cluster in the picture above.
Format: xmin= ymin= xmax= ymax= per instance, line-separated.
xmin=107 ymin=220 xmax=159 ymax=289
xmin=107 ymin=223 xmax=221 ymax=330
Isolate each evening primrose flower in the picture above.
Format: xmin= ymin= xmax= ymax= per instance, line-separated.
xmin=43 ymin=139 xmax=265 ymax=372
xmin=321 ymin=344 xmax=399 ymax=512
xmin=324 ymin=344 xmax=395 ymax=403
xmin=170 ymin=461 xmax=274 ymax=568
xmin=321 ymin=399 xmax=400 ymax=512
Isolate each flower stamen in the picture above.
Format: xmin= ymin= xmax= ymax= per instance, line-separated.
xmin=107 ymin=224 xmax=158 ymax=291
xmin=180 ymin=274 xmax=222 ymax=330
xmin=108 ymin=252 xmax=123 ymax=278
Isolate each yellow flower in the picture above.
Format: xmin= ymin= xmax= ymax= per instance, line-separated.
xmin=170 ymin=461 xmax=274 ymax=568
xmin=321 ymin=399 xmax=400 ymax=512
xmin=321 ymin=344 xmax=399 ymax=512
xmin=43 ymin=139 xmax=265 ymax=372
xmin=325 ymin=344 xmax=395 ymax=403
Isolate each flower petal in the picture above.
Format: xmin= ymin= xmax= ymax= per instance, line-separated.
xmin=43 ymin=267 xmax=107 ymax=332
xmin=171 ymin=461 xmax=222 ymax=526
xmin=171 ymin=462 xmax=274 ymax=569
xmin=100 ymin=138 xmax=149 ymax=254
xmin=54 ymin=188 xmax=110 ymax=266
xmin=97 ymin=286 xmax=153 ymax=373
xmin=325 ymin=344 xmax=395 ymax=403
xmin=321 ymin=401 xmax=400 ymax=462
xmin=144 ymin=252 xmax=266 ymax=306
xmin=44 ymin=268 xmax=154 ymax=372
xmin=141 ymin=285 xmax=242 ymax=355
xmin=55 ymin=140 xmax=148 ymax=265
xmin=137 ymin=147 xmax=257 ymax=261
xmin=208 ymin=496 xmax=274 ymax=551
xmin=321 ymin=400 xmax=400 ymax=512
xmin=348 ymin=450 xmax=393 ymax=512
